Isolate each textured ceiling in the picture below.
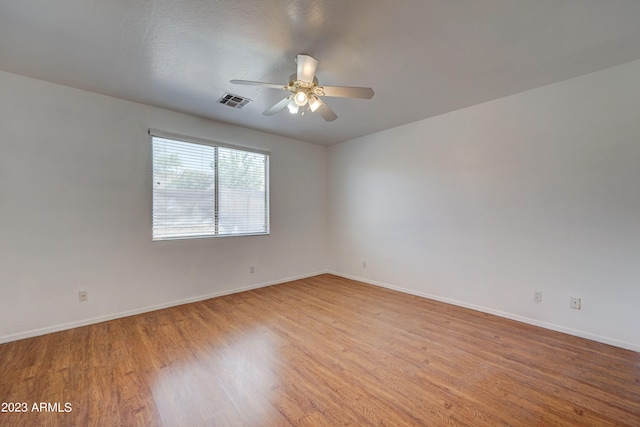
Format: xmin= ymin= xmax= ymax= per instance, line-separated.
xmin=2 ymin=0 xmax=640 ymax=145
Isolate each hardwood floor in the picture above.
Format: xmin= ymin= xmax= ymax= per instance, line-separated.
xmin=1 ymin=274 xmax=638 ymax=426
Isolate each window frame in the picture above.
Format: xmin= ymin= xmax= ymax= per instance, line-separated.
xmin=149 ymin=129 xmax=270 ymax=241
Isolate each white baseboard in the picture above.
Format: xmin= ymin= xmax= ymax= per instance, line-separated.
xmin=0 ymin=271 xmax=327 ymax=344
xmin=4 ymin=270 xmax=638 ymax=353
xmin=327 ymin=271 xmax=640 ymax=353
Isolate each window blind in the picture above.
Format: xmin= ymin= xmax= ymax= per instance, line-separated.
xmin=151 ymin=133 xmax=269 ymax=240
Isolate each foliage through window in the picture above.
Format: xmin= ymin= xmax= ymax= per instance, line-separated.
xmin=151 ymin=132 xmax=269 ymax=240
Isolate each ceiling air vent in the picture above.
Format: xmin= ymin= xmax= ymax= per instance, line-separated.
xmin=218 ymin=93 xmax=251 ymax=109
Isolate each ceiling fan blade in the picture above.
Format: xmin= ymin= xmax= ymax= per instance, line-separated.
xmin=315 ymin=98 xmax=338 ymax=122
xmin=319 ymin=85 xmax=374 ymax=99
xmin=263 ymin=97 xmax=292 ymax=115
xmin=297 ymin=54 xmax=318 ymax=83
xmin=230 ymin=80 xmax=287 ymax=90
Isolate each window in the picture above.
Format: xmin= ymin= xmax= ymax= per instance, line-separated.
xmin=151 ymin=130 xmax=269 ymax=240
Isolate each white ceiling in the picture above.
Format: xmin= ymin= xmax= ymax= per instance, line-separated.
xmin=2 ymin=1 xmax=640 ymax=146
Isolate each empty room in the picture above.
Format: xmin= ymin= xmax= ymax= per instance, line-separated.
xmin=1 ymin=1 xmax=639 ymax=426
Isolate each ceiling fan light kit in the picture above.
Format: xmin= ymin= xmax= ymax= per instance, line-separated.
xmin=293 ymin=90 xmax=308 ymax=106
xmin=308 ymin=95 xmax=321 ymax=112
xmin=230 ymin=54 xmax=374 ymax=122
xmin=287 ymin=101 xmax=299 ymax=114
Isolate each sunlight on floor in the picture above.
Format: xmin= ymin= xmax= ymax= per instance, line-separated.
xmin=150 ymin=326 xmax=280 ymax=425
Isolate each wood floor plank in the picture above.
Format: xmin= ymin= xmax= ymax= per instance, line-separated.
xmin=1 ymin=274 xmax=638 ymax=426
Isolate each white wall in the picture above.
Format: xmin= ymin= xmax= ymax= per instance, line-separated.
xmin=0 ymin=71 xmax=328 ymax=342
xmin=328 ymin=60 xmax=640 ymax=352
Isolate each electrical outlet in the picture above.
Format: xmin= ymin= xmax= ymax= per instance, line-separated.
xmin=533 ymin=290 xmax=542 ymax=303
xmin=570 ymin=297 xmax=581 ymax=310
xmin=79 ymin=290 xmax=87 ymax=302
xmin=249 ymin=266 xmax=255 ymax=273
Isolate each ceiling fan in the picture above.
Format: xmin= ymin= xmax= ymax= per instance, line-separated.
xmin=230 ymin=54 xmax=374 ymax=122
